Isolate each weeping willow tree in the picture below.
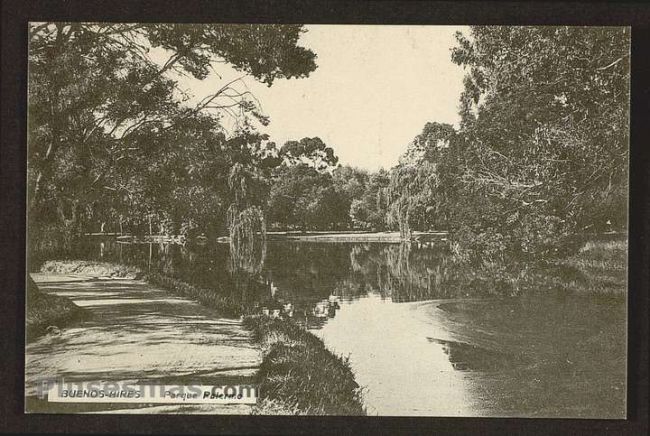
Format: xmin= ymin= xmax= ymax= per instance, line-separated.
xmin=387 ymin=161 xmax=440 ymax=239
xmin=227 ymin=163 xmax=267 ymax=275
xmin=387 ymin=167 xmax=412 ymax=239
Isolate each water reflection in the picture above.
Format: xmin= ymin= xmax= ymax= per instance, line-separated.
xmin=70 ymin=238 xmax=586 ymax=325
xmin=308 ymin=294 xmax=478 ymax=416
xmin=76 ymin=239 xmax=472 ymax=320
xmin=427 ymin=338 xmax=513 ymax=372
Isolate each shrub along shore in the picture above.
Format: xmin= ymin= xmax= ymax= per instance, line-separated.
xmin=243 ymin=316 xmax=364 ymax=415
xmin=30 ymin=259 xmax=366 ymax=415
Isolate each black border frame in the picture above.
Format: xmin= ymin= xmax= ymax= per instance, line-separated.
xmin=1 ymin=1 xmax=648 ymax=434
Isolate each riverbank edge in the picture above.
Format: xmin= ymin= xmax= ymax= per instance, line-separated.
xmin=216 ymin=230 xmax=449 ymax=244
xmin=243 ymin=316 xmax=365 ymax=415
xmin=31 ymin=259 xmax=366 ymax=416
xmin=26 ymin=276 xmax=89 ymax=342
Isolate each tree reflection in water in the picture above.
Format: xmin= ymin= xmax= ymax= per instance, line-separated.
xmin=65 ymin=237 xmax=543 ymax=329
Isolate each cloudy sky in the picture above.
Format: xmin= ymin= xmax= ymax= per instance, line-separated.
xmin=176 ymin=25 xmax=469 ymax=171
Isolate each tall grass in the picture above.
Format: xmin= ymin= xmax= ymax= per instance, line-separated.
xmin=569 ymin=240 xmax=628 ymax=270
xmin=552 ymin=239 xmax=627 ymax=294
xmin=40 ymin=260 xmax=143 ymax=278
xmin=243 ymin=316 xmax=366 ymax=415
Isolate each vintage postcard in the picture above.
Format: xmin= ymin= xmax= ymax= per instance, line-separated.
xmin=25 ymin=23 xmax=628 ymax=417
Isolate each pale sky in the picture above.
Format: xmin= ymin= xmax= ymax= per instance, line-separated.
xmin=174 ymin=25 xmax=469 ymax=171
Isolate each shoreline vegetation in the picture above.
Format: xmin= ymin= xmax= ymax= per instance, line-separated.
xmin=244 ymin=316 xmax=365 ymax=415
xmin=226 ymin=230 xmax=449 ymax=244
xmin=39 ymin=259 xmax=143 ymax=279
xmin=81 ymin=230 xmax=450 ymax=244
xmin=553 ymin=239 xmax=627 ymax=294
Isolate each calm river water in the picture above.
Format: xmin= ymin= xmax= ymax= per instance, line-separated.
xmin=69 ymin=238 xmax=626 ymax=417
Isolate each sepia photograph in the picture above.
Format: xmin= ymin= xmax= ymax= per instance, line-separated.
xmin=24 ymin=23 xmax=629 ymax=418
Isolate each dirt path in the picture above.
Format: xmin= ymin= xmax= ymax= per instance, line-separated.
xmin=25 ymin=273 xmax=261 ymax=414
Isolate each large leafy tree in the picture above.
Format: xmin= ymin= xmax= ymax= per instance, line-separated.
xmin=400 ymin=122 xmax=455 ymax=165
xmin=267 ymin=137 xmax=346 ymax=231
xmin=387 ymin=161 xmax=441 ymax=238
xmin=349 ymin=169 xmax=390 ymax=230
xmin=388 ymin=26 xmax=629 ymax=258
xmin=388 ymin=122 xmax=457 ymax=234
xmin=279 ymin=137 xmax=339 ymax=171
xmin=450 ymin=26 xmax=630 ymax=237
xmin=28 ymin=23 xmax=317 ymax=247
xmin=267 ymin=164 xmax=348 ymax=230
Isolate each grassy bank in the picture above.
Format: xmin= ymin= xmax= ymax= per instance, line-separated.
xmin=26 ymin=277 xmax=87 ymax=342
xmin=562 ymin=239 xmax=627 ymax=272
xmin=453 ymin=238 xmax=628 ymax=297
xmin=551 ymin=239 xmax=627 ymax=294
xmin=243 ymin=316 xmax=365 ymax=415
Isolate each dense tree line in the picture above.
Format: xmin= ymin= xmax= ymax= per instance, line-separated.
xmin=267 ymin=162 xmax=390 ymax=231
xmin=29 ymin=25 xmax=629 ymax=264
